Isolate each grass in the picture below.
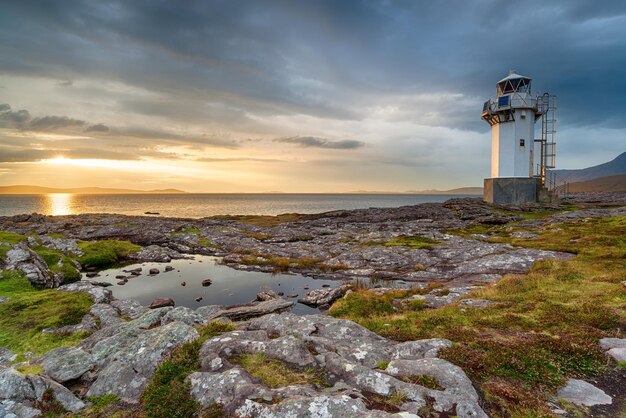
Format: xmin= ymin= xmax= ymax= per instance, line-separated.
xmin=361 ymin=391 xmax=408 ymax=413
xmin=77 ymin=240 xmax=141 ymax=269
xmin=239 ymin=254 xmax=322 ymax=273
xmin=230 ymin=353 xmax=330 ymax=388
xmin=0 ymin=270 xmax=93 ymax=361
xmin=141 ymin=322 xmax=235 ymax=418
xmin=331 ymin=215 xmax=626 ymax=417
xmin=364 ymin=235 xmax=440 ymax=250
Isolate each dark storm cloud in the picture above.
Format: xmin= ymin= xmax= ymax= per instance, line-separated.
xmin=0 ymin=104 xmax=84 ymax=131
xmin=0 ymin=0 xmax=625 ymax=138
xmin=276 ymin=136 xmax=365 ymax=150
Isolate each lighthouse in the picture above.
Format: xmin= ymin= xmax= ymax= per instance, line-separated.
xmin=481 ymin=70 xmax=557 ymax=204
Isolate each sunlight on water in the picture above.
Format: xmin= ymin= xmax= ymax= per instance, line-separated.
xmin=45 ymin=193 xmax=74 ymax=216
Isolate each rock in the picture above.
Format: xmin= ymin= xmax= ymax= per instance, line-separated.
xmin=607 ymin=348 xmax=626 ymax=362
xmin=256 ymin=289 xmax=279 ymax=301
xmin=386 ymin=358 xmax=485 ymax=416
xmin=86 ymin=321 xmax=199 ymax=401
xmin=202 ymin=279 xmax=213 ymax=287
xmin=5 ymin=243 xmax=61 ymax=288
xmin=117 ymin=280 xmax=126 ymax=285
xmin=181 ymin=281 xmax=186 ymax=286
xmin=0 ymin=400 xmax=41 ymax=418
xmin=148 ymin=297 xmax=175 ymax=309
xmin=298 ymin=284 xmax=350 ymax=307
xmin=556 ymin=379 xmax=612 ymax=407
xmin=195 ymin=296 xmax=203 ymax=302
xmin=192 ymin=312 xmax=487 ymax=417
xmin=0 ymin=367 xmax=86 ymax=413
xmin=132 ymin=245 xmax=182 ymax=263
xmin=0 ymin=297 xmax=8 ymax=304
xmin=0 ymin=367 xmax=34 ymax=400
xmin=58 ymin=281 xmax=112 ymax=303
xmin=286 ymin=293 xmax=298 ymax=298
xmin=164 ymin=266 xmax=174 ymax=272
xmin=86 ymin=280 xmax=112 ymax=287
xmin=42 ymin=347 xmax=96 ymax=382
xmin=111 ymin=299 xmax=148 ymax=319
xmin=162 ymin=306 xmax=206 ymax=326
xmin=90 ymin=303 xmax=123 ymax=328
xmin=599 ymin=337 xmax=626 ymax=350
xmin=115 ymin=275 xmax=127 ymax=279
xmin=0 ymin=348 xmax=17 ymax=366
xmin=148 ymin=268 xmax=159 ymax=275
xmin=234 ymin=395 xmax=389 ymax=418
xmin=86 ymin=272 xmax=99 ymax=278
xmin=458 ymin=298 xmax=497 ymax=308
xmin=214 ymin=299 xmax=294 ymax=321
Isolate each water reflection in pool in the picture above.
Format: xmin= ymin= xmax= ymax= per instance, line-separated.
xmin=83 ymin=255 xmax=347 ymax=315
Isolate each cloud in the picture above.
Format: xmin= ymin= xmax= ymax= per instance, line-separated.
xmin=85 ymin=123 xmax=110 ymax=132
xmin=29 ymin=115 xmax=85 ymax=130
xmin=275 ymin=136 xmax=365 ymax=149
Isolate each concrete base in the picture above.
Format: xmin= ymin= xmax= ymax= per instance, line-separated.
xmin=484 ymin=177 xmax=539 ymax=205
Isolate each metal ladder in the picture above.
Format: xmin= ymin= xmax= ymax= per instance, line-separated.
xmin=535 ymin=93 xmax=557 ymax=186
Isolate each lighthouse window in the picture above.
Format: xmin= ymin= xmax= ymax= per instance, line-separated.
xmin=520 ymin=139 xmax=525 ymax=147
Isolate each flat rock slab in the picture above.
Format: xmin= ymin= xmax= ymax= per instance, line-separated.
xmin=42 ymin=347 xmax=95 ymax=383
xmin=556 ymin=379 xmax=612 ymax=407
xmin=214 ymin=298 xmax=294 ymax=321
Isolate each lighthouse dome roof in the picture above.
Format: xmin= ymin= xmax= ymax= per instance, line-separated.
xmin=498 ymin=71 xmax=531 ymax=83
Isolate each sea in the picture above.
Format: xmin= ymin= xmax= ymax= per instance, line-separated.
xmin=0 ymin=193 xmax=478 ymax=218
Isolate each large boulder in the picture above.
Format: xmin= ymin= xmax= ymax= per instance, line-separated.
xmin=86 ymin=320 xmax=199 ymax=401
xmin=4 ymin=243 xmax=61 ymax=288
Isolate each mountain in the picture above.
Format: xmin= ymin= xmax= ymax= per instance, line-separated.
xmin=560 ymin=174 xmax=626 ymax=193
xmin=551 ymin=152 xmax=626 ymax=183
xmin=0 ymin=185 xmax=186 ymax=194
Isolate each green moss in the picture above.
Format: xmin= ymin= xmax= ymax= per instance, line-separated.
xmin=170 ymin=227 xmax=201 ymax=236
xmin=197 ymin=236 xmax=220 ymax=249
xmin=230 ymin=353 xmax=330 ymax=388
xmin=32 ymin=246 xmax=81 ymax=283
xmin=364 ymin=235 xmax=440 ymax=250
xmin=15 ymin=363 xmax=44 ymax=375
xmin=0 ymin=270 xmax=93 ymax=360
xmin=141 ymin=322 xmax=235 ymax=418
xmin=77 ymin=240 xmax=141 ymax=269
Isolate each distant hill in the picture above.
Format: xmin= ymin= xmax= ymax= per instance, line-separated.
xmin=406 ymin=187 xmax=483 ymax=195
xmin=560 ymin=174 xmax=626 ymax=193
xmin=551 ymin=152 xmax=626 ymax=183
xmin=0 ymin=185 xmax=186 ymax=194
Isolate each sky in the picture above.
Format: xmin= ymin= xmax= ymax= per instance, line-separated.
xmin=0 ymin=0 xmax=624 ymax=193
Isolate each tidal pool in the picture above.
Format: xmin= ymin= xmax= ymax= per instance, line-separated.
xmin=82 ymin=255 xmax=343 ymax=314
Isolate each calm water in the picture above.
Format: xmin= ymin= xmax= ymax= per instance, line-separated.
xmin=87 ymin=255 xmax=345 ymax=315
xmin=0 ymin=193 xmax=477 ymax=218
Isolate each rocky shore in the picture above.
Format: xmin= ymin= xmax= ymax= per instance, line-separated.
xmin=0 ymin=193 xmax=625 ymax=417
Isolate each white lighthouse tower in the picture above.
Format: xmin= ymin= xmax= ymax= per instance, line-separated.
xmin=481 ymin=70 xmax=557 ymax=204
